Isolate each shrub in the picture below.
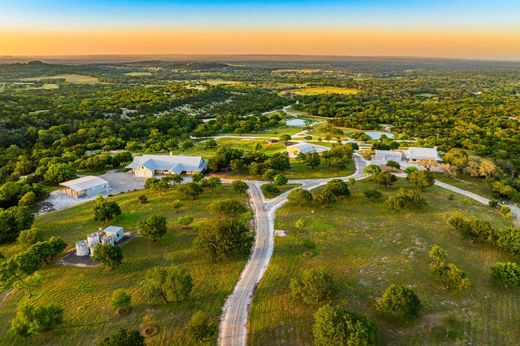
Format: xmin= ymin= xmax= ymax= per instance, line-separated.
xmin=288 ymin=188 xmax=313 ymax=206
xmin=177 ymin=215 xmax=194 ymax=228
xmin=263 ymin=183 xmax=280 ymax=194
xmin=209 ymin=200 xmax=248 ymax=217
xmin=187 ymin=310 xmax=216 ymax=343
xmin=232 ymin=180 xmax=249 ymax=194
xmin=93 ymin=196 xmax=121 ymax=222
xmin=138 ymin=195 xmax=147 ymax=204
xmin=491 ymin=262 xmax=520 ymax=287
xmin=10 ymin=303 xmax=64 ymax=337
xmin=290 ymin=268 xmax=334 ymax=304
xmin=17 ymin=228 xmax=43 ymax=248
xmin=111 ymin=289 xmax=132 ymax=311
xmin=375 ymin=284 xmax=422 ymax=320
xmin=172 ymin=200 xmax=183 ymax=209
xmin=429 ymin=246 xmax=470 ymax=291
xmin=262 ymin=169 xmax=278 ymax=181
xmin=143 ymin=265 xmax=193 ymax=303
xmin=364 ymin=189 xmax=383 ymax=201
xmin=97 ymin=328 xmax=145 ymax=346
xmin=194 ymin=219 xmax=253 ymax=260
xmin=385 ymin=188 xmax=427 ymax=211
xmin=273 ymin=174 xmax=288 ymax=185
xmin=313 ymin=304 xmax=377 ymax=346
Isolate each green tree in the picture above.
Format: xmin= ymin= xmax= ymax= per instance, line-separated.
xmin=29 ymin=237 xmax=67 ymax=264
xmin=273 ymin=174 xmax=288 ymax=185
xmin=290 ymin=267 xmax=334 ymax=304
xmin=288 ymin=188 xmax=313 ymax=206
xmin=364 ymin=189 xmax=383 ymax=201
xmin=429 ymin=246 xmax=470 ymax=291
xmin=262 ymin=169 xmax=278 ymax=181
xmin=0 ymin=205 xmax=35 ymax=243
xmin=143 ymin=265 xmax=193 ymax=303
xmin=111 ymin=289 xmax=132 ymax=311
xmin=195 ymin=219 xmax=252 ymax=260
xmin=187 ymin=310 xmax=216 ymax=343
xmin=377 ymin=171 xmax=397 ymax=187
xmin=386 ymin=160 xmax=401 ymax=170
xmin=364 ymin=164 xmax=381 ymax=177
xmin=385 ymin=188 xmax=427 ymax=211
xmin=314 ymin=189 xmax=336 ymax=207
xmin=138 ymin=215 xmax=167 ymax=241
xmin=178 ymin=182 xmax=203 ymax=200
xmin=138 ymin=195 xmax=147 ymax=204
xmin=313 ymin=304 xmax=378 ymax=346
xmin=232 ymin=180 xmax=249 ymax=194
xmin=18 ymin=191 xmax=37 ymax=207
xmin=93 ymin=196 xmax=121 ymax=222
xmin=324 ymin=179 xmax=351 ymax=198
xmin=192 ymin=172 xmax=204 ymax=182
xmin=18 ymin=228 xmax=43 ymax=248
xmin=93 ymin=244 xmax=123 ymax=268
xmin=375 ymin=284 xmax=422 ymax=320
xmin=279 ymin=134 xmax=291 ymax=141
xmin=10 ymin=303 xmax=64 ymax=338
xmin=43 ymin=163 xmax=76 ymax=185
xmin=408 ymin=170 xmax=435 ymax=190
xmin=97 ymin=328 xmax=145 ymax=346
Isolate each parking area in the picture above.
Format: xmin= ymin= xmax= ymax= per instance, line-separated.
xmin=39 ymin=171 xmax=147 ymax=214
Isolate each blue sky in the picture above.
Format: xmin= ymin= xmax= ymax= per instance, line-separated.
xmin=2 ymin=0 xmax=520 ymax=30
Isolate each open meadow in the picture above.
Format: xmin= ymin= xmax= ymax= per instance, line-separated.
xmin=0 ymin=185 xmax=249 ymax=346
xmin=249 ymin=178 xmax=518 ymax=345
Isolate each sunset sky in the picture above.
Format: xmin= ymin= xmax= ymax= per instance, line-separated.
xmin=1 ymin=0 xmax=519 ymax=60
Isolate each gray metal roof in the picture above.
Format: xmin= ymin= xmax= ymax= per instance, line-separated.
xmin=126 ymin=155 xmax=207 ymax=173
xmin=59 ymin=176 xmax=109 ymax=192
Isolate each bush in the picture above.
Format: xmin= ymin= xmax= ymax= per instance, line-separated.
xmin=273 ymin=174 xmax=288 ymax=185
xmin=138 ymin=195 xmax=147 ymax=204
xmin=313 ymin=304 xmax=377 ymax=346
xmin=177 ymin=215 xmax=194 ymax=228
xmin=10 ymin=303 xmax=64 ymax=337
xmin=364 ymin=189 xmax=383 ymax=201
xmin=209 ymin=200 xmax=248 ymax=217
xmin=187 ymin=310 xmax=216 ymax=343
xmin=172 ymin=200 xmax=183 ymax=209
xmin=263 ymin=183 xmax=280 ymax=194
xmin=385 ymin=188 xmax=427 ymax=211
xmin=97 ymin=328 xmax=145 ymax=346
xmin=17 ymin=228 xmax=43 ymax=248
xmin=111 ymin=289 xmax=132 ymax=311
xmin=262 ymin=169 xmax=278 ymax=181
xmin=491 ymin=262 xmax=520 ymax=287
xmin=290 ymin=268 xmax=334 ymax=304
xmin=288 ymin=188 xmax=313 ymax=206
xmin=408 ymin=170 xmax=435 ymax=190
xmin=143 ymin=265 xmax=193 ymax=303
xmin=232 ymin=180 xmax=249 ymax=194
xmin=324 ymin=179 xmax=351 ymax=198
xmin=375 ymin=284 xmax=422 ymax=320
xmin=429 ymin=246 xmax=470 ymax=291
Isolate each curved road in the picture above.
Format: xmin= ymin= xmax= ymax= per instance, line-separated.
xmin=218 ymin=155 xmax=367 ymax=346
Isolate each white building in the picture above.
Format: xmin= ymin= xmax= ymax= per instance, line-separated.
xmin=75 ymin=240 xmax=89 ymax=256
xmin=126 ymin=154 xmax=208 ymax=178
xmin=104 ymin=226 xmax=124 ymax=242
xmin=286 ymin=142 xmax=330 ymax=158
xmin=372 ymin=150 xmax=405 ymax=164
xmin=59 ymin=176 xmax=110 ymax=199
xmin=404 ymin=147 xmax=442 ymax=162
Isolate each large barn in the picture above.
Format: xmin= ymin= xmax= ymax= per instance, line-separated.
xmin=59 ymin=176 xmax=110 ymax=199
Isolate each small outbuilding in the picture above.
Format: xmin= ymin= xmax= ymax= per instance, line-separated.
xmin=104 ymin=226 xmax=124 ymax=242
xmin=286 ymin=142 xmax=330 ymax=158
xmin=373 ymin=150 xmax=405 ymax=164
xmin=59 ymin=176 xmax=110 ymax=199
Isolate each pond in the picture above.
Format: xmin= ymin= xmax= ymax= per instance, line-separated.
xmin=286 ymin=118 xmax=315 ymax=127
xmin=364 ymin=131 xmax=394 ymax=139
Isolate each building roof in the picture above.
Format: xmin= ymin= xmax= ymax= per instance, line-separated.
xmin=126 ymin=155 xmax=207 ymax=173
xmin=288 ymin=142 xmax=330 ymax=153
xmin=59 ymin=176 xmax=109 ymax=192
xmin=104 ymin=226 xmax=123 ymax=233
xmin=374 ymin=150 xmax=404 ymax=162
xmin=405 ymin=147 xmax=441 ymax=161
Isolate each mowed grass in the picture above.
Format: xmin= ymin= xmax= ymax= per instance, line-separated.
xmin=249 ymin=179 xmax=519 ymax=345
xmin=0 ymin=185 xmax=249 ymax=346
xmin=290 ymin=86 xmax=359 ymax=96
xmin=21 ymin=74 xmax=101 ymax=84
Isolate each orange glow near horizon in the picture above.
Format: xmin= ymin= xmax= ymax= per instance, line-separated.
xmin=1 ymin=28 xmax=519 ymax=60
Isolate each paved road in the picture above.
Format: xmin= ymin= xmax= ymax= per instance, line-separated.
xmin=218 ymin=155 xmax=367 ymax=346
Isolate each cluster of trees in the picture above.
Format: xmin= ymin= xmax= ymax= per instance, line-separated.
xmin=0 ymin=237 xmax=66 ymax=296
xmin=429 ymin=246 xmax=471 ymax=291
xmin=449 ymin=216 xmax=520 ymax=256
xmin=287 ymin=179 xmax=351 ymax=208
xmin=0 ymin=204 xmax=34 ymax=243
xmin=208 ymin=146 xmax=291 ymax=176
xmin=296 ymin=143 xmax=356 ymax=171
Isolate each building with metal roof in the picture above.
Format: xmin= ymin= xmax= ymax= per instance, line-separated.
xmin=126 ymin=154 xmax=208 ymax=177
xmin=59 ymin=176 xmax=110 ymax=199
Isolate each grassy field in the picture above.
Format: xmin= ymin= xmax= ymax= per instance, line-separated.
xmin=249 ymin=179 xmax=519 ymax=345
xmin=433 ymin=173 xmax=494 ymax=199
xmin=261 ymin=184 xmax=302 ymax=200
xmin=21 ymin=74 xmax=101 ymax=84
xmin=125 ymin=72 xmax=153 ymax=77
xmin=289 ymin=86 xmax=359 ymax=96
xmin=0 ymin=185 xmax=249 ymax=345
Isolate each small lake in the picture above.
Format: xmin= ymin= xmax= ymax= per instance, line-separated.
xmin=365 ymin=131 xmax=394 ymax=139
xmin=286 ymin=118 xmax=315 ymax=127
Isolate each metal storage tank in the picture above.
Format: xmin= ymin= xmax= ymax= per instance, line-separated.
xmin=87 ymin=233 xmax=100 ymax=256
xmin=75 ymin=240 xmax=89 ymax=256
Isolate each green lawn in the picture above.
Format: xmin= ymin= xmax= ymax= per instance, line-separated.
xmin=261 ymin=184 xmax=302 ymax=200
xmin=21 ymin=74 xmax=101 ymax=84
xmin=249 ymin=179 xmax=518 ymax=345
xmin=0 ymin=185 xmax=249 ymax=345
